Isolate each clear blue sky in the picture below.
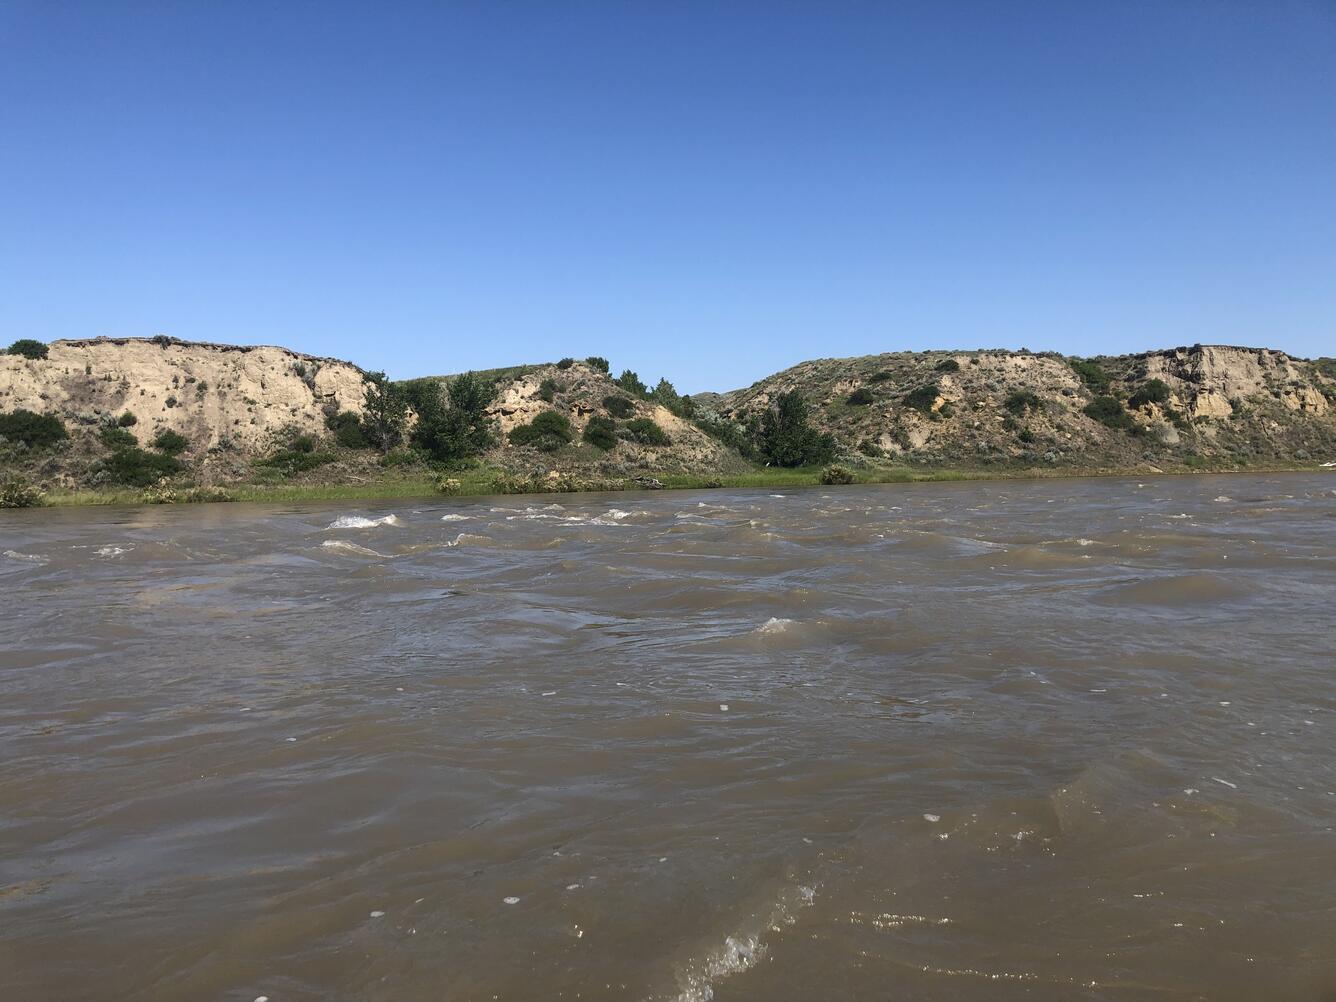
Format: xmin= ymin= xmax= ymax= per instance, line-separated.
xmin=2 ymin=1 xmax=1332 ymax=391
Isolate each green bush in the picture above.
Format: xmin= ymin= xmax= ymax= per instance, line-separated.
xmin=857 ymin=438 xmax=882 ymax=457
xmin=152 ymin=429 xmax=189 ymax=455
xmin=0 ymin=410 xmax=68 ymax=449
xmin=847 ymin=387 xmax=875 ymax=406
xmin=410 ymin=371 xmax=495 ymax=463
xmin=1128 ymin=378 xmax=1172 ymax=408
xmin=104 ymin=447 xmax=183 ymax=486
xmin=0 ymin=477 xmax=44 ymax=508
xmin=624 ymin=417 xmax=670 ymax=446
xmin=758 ymin=390 xmax=836 ymax=467
xmin=118 ymin=411 xmax=138 ymax=427
xmin=538 ymin=377 xmax=558 ymax=403
xmin=583 ymin=415 xmax=618 ymax=450
xmin=556 ymin=357 xmax=575 ymax=370
xmin=1083 ymin=395 xmax=1136 ymax=431
xmin=288 ymin=433 xmax=316 ymax=454
xmin=820 ymin=464 xmax=855 ymax=485
xmin=6 ymin=339 xmax=48 ymax=360
xmin=603 ymin=395 xmax=636 ymax=418
xmin=902 ymin=384 xmax=940 ymax=414
xmin=868 ymin=370 xmax=893 ymax=383
xmin=1069 ymin=358 xmax=1111 ymax=392
xmin=100 ymin=425 xmax=137 ymax=449
xmin=693 ymin=411 xmax=756 ymax=460
xmin=326 ymin=410 xmax=368 ymax=448
xmin=585 ymin=356 xmax=610 ymax=373
xmin=508 ymin=410 xmax=574 ymax=452
xmin=255 ymin=449 xmax=335 ymax=474
xmin=615 ymin=369 xmax=647 ymax=396
xmin=362 ymin=371 xmax=409 ymax=451
xmin=1003 ymin=389 xmax=1042 ymax=415
xmin=935 ymin=358 xmax=961 ymax=372
xmin=650 ymin=378 xmax=695 ymax=418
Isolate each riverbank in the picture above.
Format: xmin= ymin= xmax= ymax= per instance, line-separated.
xmin=26 ymin=459 xmax=1330 ymax=507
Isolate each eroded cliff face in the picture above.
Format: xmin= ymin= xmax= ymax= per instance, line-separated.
xmin=0 ymin=337 xmax=369 ymax=451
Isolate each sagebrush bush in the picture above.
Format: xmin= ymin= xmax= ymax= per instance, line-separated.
xmin=1003 ymin=390 xmax=1042 ymax=415
xmin=935 ymin=358 xmax=961 ymax=372
xmin=0 ymin=410 xmax=68 ymax=449
xmin=538 ymin=377 xmax=558 ymax=403
xmin=100 ymin=425 xmax=137 ymax=449
xmin=820 ymin=464 xmax=855 ymax=485
xmin=117 ymin=411 xmax=138 ymax=427
xmin=1128 ymin=378 xmax=1172 ymax=408
xmin=152 ymin=429 xmax=189 ymax=455
xmin=847 ymin=387 xmax=874 ymax=406
xmin=902 ymin=384 xmax=939 ymax=414
xmin=623 ymin=417 xmax=670 ymax=446
xmin=583 ymin=415 xmax=618 ymax=450
xmin=868 ymin=370 xmax=893 ymax=383
xmin=1069 ymin=358 xmax=1111 ymax=392
xmin=508 ymin=410 xmax=574 ymax=452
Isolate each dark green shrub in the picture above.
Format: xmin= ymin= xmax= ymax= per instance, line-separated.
xmin=651 ymin=378 xmax=695 ymax=418
xmin=100 ymin=425 xmax=137 ymax=449
xmin=758 ymin=391 xmax=836 ymax=467
xmin=820 ymin=464 xmax=855 ymax=485
xmin=118 ymin=411 xmax=138 ymax=427
xmin=410 ymin=371 xmax=495 ymax=463
xmin=164 ymin=396 xmax=178 ymax=409
xmin=538 ymin=378 xmax=558 ymax=403
xmin=326 ymin=410 xmax=368 ymax=448
xmin=6 ymin=339 xmax=48 ymax=360
xmin=857 ymin=438 xmax=882 ymax=457
xmin=583 ymin=415 xmax=618 ymax=450
xmin=603 ymin=395 xmax=636 ymax=418
xmin=104 ymin=447 xmax=183 ymax=486
xmin=1003 ymin=390 xmax=1043 ymax=415
xmin=1083 ymin=395 xmax=1136 ymax=430
xmin=868 ymin=370 xmax=893 ymax=383
xmin=508 ymin=410 xmax=574 ymax=452
xmin=1069 ymin=358 xmax=1111 ymax=392
xmin=362 ymin=371 xmax=408 ymax=451
xmin=1128 ymin=378 xmax=1172 ymax=408
xmin=935 ymin=358 xmax=960 ymax=372
xmin=556 ymin=357 xmax=575 ymax=370
xmin=847 ymin=387 xmax=875 ymax=406
xmin=585 ymin=356 xmax=610 ymax=373
xmin=152 ymin=429 xmax=189 ymax=455
xmin=0 ymin=410 xmax=68 ymax=449
xmin=255 ymin=449 xmax=335 ymax=474
xmin=1018 ymin=428 xmax=1036 ymax=444
xmin=624 ymin=417 xmax=670 ymax=446
xmin=693 ymin=411 xmax=756 ymax=460
xmin=615 ymin=370 xmax=647 ymax=396
xmin=0 ymin=477 xmax=43 ymax=508
xmin=903 ymin=384 xmax=940 ymax=414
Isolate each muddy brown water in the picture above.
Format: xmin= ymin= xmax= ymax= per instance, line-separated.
xmin=2 ymin=474 xmax=1335 ymax=1001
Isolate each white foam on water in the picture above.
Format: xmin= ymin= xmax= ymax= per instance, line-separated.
xmin=96 ymin=546 xmax=131 ymax=557
xmin=503 ymin=896 xmax=520 ymax=905
xmin=445 ymin=532 xmax=495 ymax=547
xmin=320 ymin=539 xmax=391 ymax=558
xmin=754 ymin=617 xmax=794 ymax=635
xmin=325 ymin=514 xmax=401 ymax=530
xmin=439 ymin=513 xmax=470 ymax=522
xmin=1213 ymin=496 xmax=1232 ymax=503
xmin=3 ymin=550 xmax=46 ymax=564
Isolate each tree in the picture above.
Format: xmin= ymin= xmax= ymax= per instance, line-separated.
xmin=651 ymin=378 xmax=696 ymax=418
xmin=615 ymin=369 xmax=647 ymax=397
xmin=757 ymin=391 xmax=835 ymax=467
xmin=7 ymin=339 xmax=48 ymax=360
xmin=361 ymin=371 xmax=408 ymax=451
xmin=411 ymin=371 xmax=495 ymax=463
xmin=585 ymin=356 xmax=610 ymax=373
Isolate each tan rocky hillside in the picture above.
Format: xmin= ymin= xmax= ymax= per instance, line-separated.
xmin=0 ymin=336 xmax=371 ymax=451
xmin=715 ymin=345 xmax=1336 ymax=469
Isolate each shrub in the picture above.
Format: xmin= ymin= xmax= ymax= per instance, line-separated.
xmin=1003 ymin=390 xmax=1043 ymax=415
xmin=857 ymin=438 xmax=882 ymax=457
xmin=603 ymin=395 xmax=636 ymax=418
xmin=6 ymin=339 xmax=48 ymax=360
xmin=868 ymin=370 xmax=893 ymax=383
xmin=362 ymin=371 xmax=409 ymax=451
xmin=758 ymin=390 xmax=836 ymax=467
xmin=585 ymin=356 xmax=610 ymax=373
xmin=615 ymin=369 xmax=648 ymax=396
xmin=164 ymin=396 xmax=178 ymax=408
xmin=508 ymin=410 xmax=574 ymax=452
xmin=651 ymin=378 xmax=695 ymax=418
xmin=624 ymin=417 xmax=670 ymax=446
xmin=255 ymin=449 xmax=335 ymax=474
xmin=693 ymin=410 xmax=756 ymax=460
xmin=1128 ymin=378 xmax=1172 ymax=408
xmin=104 ymin=447 xmax=183 ymax=486
xmin=411 ymin=371 xmax=495 ymax=463
xmin=100 ymin=425 xmax=137 ymax=449
xmin=152 ymin=429 xmax=189 ymax=455
xmin=1069 ymin=358 xmax=1111 ymax=392
xmin=847 ymin=387 xmax=875 ymax=406
xmin=903 ymin=384 xmax=940 ymax=414
xmin=0 ymin=410 xmax=68 ymax=449
xmin=583 ymin=415 xmax=618 ymax=450
xmin=436 ymin=477 xmax=462 ymax=495
xmin=326 ymin=410 xmax=368 ymax=448
xmin=0 ymin=477 xmax=43 ymax=508
xmin=538 ymin=377 xmax=558 ymax=403
xmin=1083 ymin=395 xmax=1136 ymax=431
xmin=820 ymin=464 xmax=855 ymax=485
xmin=935 ymin=358 xmax=960 ymax=372
xmin=288 ymin=433 xmax=316 ymax=454
xmin=118 ymin=411 xmax=137 ymax=427
xmin=556 ymin=357 xmax=575 ymax=370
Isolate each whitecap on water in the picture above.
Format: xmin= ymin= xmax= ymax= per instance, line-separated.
xmin=320 ymin=539 xmax=391 ymax=558
xmin=95 ymin=546 xmax=131 ymax=558
xmin=3 ymin=550 xmax=46 ymax=564
xmin=755 ymin=617 xmax=794 ymax=634
xmin=439 ymin=513 xmax=470 ymax=522
xmin=325 ymin=514 xmax=400 ymax=530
